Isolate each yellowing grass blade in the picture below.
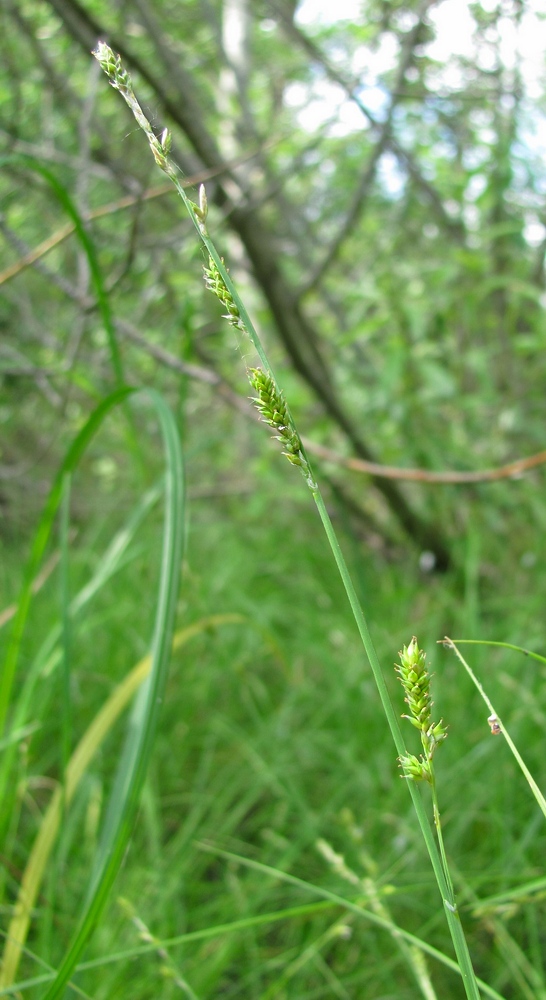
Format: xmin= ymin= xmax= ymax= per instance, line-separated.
xmin=0 ymin=613 xmax=244 ymax=987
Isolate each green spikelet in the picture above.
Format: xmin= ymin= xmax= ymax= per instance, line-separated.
xmin=395 ymin=637 xmax=448 ymax=782
xmin=248 ymin=368 xmax=317 ymax=490
xmin=93 ymin=42 xmax=176 ymax=176
xmin=203 ymin=257 xmax=246 ymax=334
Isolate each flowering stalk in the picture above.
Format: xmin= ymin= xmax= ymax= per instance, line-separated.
xmin=202 ymin=264 xmax=317 ymax=488
xmin=396 ymin=638 xmax=455 ymax=903
xmin=93 ymin=48 xmax=482 ymax=998
xmin=93 ymin=43 xmax=175 ymax=178
xmin=395 ymin=637 xmax=447 ymax=783
xmin=92 ymin=42 xmax=208 ymax=232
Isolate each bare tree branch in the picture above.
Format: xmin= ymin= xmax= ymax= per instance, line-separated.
xmin=0 ymin=151 xmax=267 ymax=287
xmin=299 ymin=2 xmax=434 ymax=295
xmin=10 ymin=210 xmax=538 ymax=497
xmin=41 ymin=0 xmax=454 ymax=568
xmin=273 ymin=0 xmax=465 ymax=243
xmin=305 ymin=441 xmax=546 ymax=485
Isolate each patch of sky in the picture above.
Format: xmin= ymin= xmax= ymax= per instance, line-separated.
xmin=425 ymin=63 xmax=467 ymax=95
xmin=424 ymin=0 xmax=546 ymax=97
xmin=475 ymin=45 xmax=498 ymax=73
xmin=523 ymin=218 xmax=546 ymax=247
xmin=284 ymin=75 xmax=383 ymax=137
xmin=327 ymin=101 xmax=368 ymax=137
xmin=517 ymin=109 xmax=546 ymax=158
xmin=352 ymin=83 xmax=390 ymax=120
xmin=462 ymin=147 xmax=490 ymax=171
xmin=531 ymin=175 xmax=546 ymax=197
xmin=392 ymin=9 xmax=419 ymax=32
xmin=351 ymin=33 xmax=400 ymax=78
xmin=516 ymin=108 xmax=546 ymax=194
xmin=514 ymin=157 xmax=546 ymax=198
xmin=497 ymin=16 xmax=518 ymax=70
xmin=499 ymin=93 xmax=516 ymax=112
xmin=469 ymin=108 xmax=494 ymax=128
xmin=477 ymin=128 xmax=497 ymax=146
xmin=288 ymin=0 xmax=546 ymax=159
xmin=296 ymin=0 xmax=363 ymax=26
xmin=514 ymin=5 xmax=546 ymax=100
xmin=426 ymin=0 xmax=476 ymax=61
xmin=377 ymin=151 xmax=406 ymax=198
xmin=421 ymin=106 xmax=439 ymax=127
xmin=465 ymin=174 xmax=487 ymax=202
xmin=283 ymin=81 xmax=309 ymax=109
xmin=283 ymin=78 xmax=343 ymax=132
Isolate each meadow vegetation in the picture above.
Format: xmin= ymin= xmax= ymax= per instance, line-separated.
xmin=1 ymin=1 xmax=546 ymax=997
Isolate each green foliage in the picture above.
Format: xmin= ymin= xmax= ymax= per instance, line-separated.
xmin=2 ymin=1 xmax=546 ymax=998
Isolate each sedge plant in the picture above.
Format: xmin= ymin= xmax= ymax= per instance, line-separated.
xmin=0 ymin=386 xmax=185 ymax=1000
xmin=93 ymin=42 xmax=486 ymax=998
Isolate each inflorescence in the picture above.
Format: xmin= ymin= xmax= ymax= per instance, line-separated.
xmin=248 ymin=368 xmax=317 ymax=490
xmin=93 ymin=42 xmax=175 ymax=177
xmin=203 ymin=256 xmax=246 ymax=336
xmin=395 ymin=637 xmax=447 ymax=782
xmin=94 ymin=41 xmax=316 ymax=494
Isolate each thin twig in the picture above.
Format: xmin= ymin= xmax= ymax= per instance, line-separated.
xmin=304 ymin=440 xmax=546 ymax=484
xmin=7 ymin=143 xmax=541 ymax=492
xmin=4 ymin=221 xmax=542 ymax=489
xmin=274 ymin=1 xmax=464 ymax=241
xmin=0 ymin=149 xmax=266 ymax=287
xmin=300 ymin=0 xmax=430 ymax=295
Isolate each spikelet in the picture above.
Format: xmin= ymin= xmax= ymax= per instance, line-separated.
xmin=395 ymin=637 xmax=447 ymax=782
